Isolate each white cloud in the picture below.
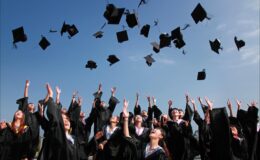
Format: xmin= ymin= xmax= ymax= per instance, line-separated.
xmin=242 ymin=28 xmax=259 ymax=38
xmin=156 ymin=58 xmax=175 ymax=65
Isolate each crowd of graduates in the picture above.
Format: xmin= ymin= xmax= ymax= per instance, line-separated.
xmin=0 ymin=80 xmax=259 ymax=160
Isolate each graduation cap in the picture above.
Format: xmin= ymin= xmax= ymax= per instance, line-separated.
xmin=159 ymin=33 xmax=172 ymax=49
xmin=12 ymin=26 xmax=27 ymax=46
xmin=93 ymin=31 xmax=104 ymax=38
xmin=126 ymin=12 xmax=138 ymax=28
xmin=116 ymin=30 xmax=128 ymax=43
xmin=234 ymin=36 xmax=245 ymax=51
xmin=60 ymin=22 xmax=70 ymax=36
xmin=67 ymin=24 xmax=79 ymax=38
xmin=140 ymin=24 xmax=150 ymax=38
xmin=104 ymin=4 xmax=125 ymax=25
xmin=144 ymin=54 xmax=155 ymax=66
xmin=191 ymin=3 xmax=210 ymax=24
xmin=85 ymin=60 xmax=97 ymax=70
xmin=151 ymin=42 xmax=160 ymax=53
xmin=171 ymin=27 xmax=185 ymax=49
xmin=107 ymin=55 xmax=120 ymax=66
xmin=209 ymin=39 xmax=222 ymax=54
xmin=39 ymin=36 xmax=50 ymax=50
xmin=197 ymin=69 xmax=206 ymax=80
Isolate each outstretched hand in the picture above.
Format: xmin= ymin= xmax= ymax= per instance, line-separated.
xmin=227 ymin=99 xmax=232 ymax=110
xmin=168 ymin=100 xmax=173 ymax=107
xmin=25 ymin=80 xmax=30 ymax=87
xmin=56 ymin=86 xmax=61 ymax=94
xmin=111 ymin=87 xmax=116 ymax=96
xmin=205 ymin=97 xmax=213 ymax=110
xmin=185 ymin=93 xmax=190 ymax=103
xmin=78 ymin=96 xmax=83 ymax=106
xmin=123 ymin=99 xmax=129 ymax=118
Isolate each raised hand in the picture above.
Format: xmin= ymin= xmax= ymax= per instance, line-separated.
xmin=46 ymin=83 xmax=53 ymax=98
xmin=205 ymin=97 xmax=213 ymax=110
xmin=250 ymin=100 xmax=258 ymax=108
xmin=235 ymin=99 xmax=242 ymax=110
xmin=25 ymin=80 xmax=30 ymax=87
xmin=185 ymin=93 xmax=190 ymax=103
xmin=123 ymin=99 xmax=129 ymax=118
xmin=98 ymin=83 xmax=102 ymax=93
xmin=72 ymin=91 xmax=78 ymax=98
xmin=191 ymin=98 xmax=197 ymax=112
xmin=111 ymin=87 xmax=116 ymax=97
xmin=78 ymin=96 xmax=83 ymax=106
xmin=227 ymin=99 xmax=232 ymax=110
xmin=168 ymin=100 xmax=173 ymax=108
xmin=56 ymin=86 xmax=61 ymax=94
xmin=152 ymin=96 xmax=156 ymax=105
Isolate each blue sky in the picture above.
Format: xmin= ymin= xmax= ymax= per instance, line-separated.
xmin=0 ymin=0 xmax=259 ymax=121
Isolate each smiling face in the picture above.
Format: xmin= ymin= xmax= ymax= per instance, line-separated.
xmin=135 ymin=115 xmax=143 ymax=123
xmin=62 ymin=114 xmax=71 ymax=132
xmin=171 ymin=109 xmax=179 ymax=120
xmin=14 ymin=110 xmax=24 ymax=120
xmin=149 ymin=128 xmax=163 ymax=140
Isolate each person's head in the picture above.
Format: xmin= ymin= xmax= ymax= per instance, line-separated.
xmin=149 ymin=128 xmax=165 ymax=142
xmin=160 ymin=114 xmax=168 ymax=125
xmin=80 ymin=111 xmax=85 ymax=119
xmin=141 ymin=110 xmax=148 ymax=118
xmin=14 ymin=110 xmax=25 ymax=121
xmin=178 ymin=109 xmax=184 ymax=119
xmin=134 ymin=115 xmax=143 ymax=124
xmin=100 ymin=101 xmax=106 ymax=108
xmin=0 ymin=121 xmax=7 ymax=130
xmin=27 ymin=103 xmax=35 ymax=113
xmin=61 ymin=108 xmax=67 ymax=114
xmin=230 ymin=125 xmax=238 ymax=137
xmin=171 ymin=108 xmax=179 ymax=120
xmin=61 ymin=113 xmax=71 ymax=133
xmin=110 ymin=115 xmax=119 ymax=127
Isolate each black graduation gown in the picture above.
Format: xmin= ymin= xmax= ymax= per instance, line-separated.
xmin=39 ymin=97 xmax=78 ymax=160
xmin=93 ymin=96 xmax=119 ymax=134
xmin=209 ymin=108 xmax=232 ymax=160
xmin=0 ymin=124 xmax=32 ymax=160
xmin=167 ymin=120 xmax=194 ymax=160
xmin=16 ymin=97 xmax=40 ymax=158
xmin=237 ymin=106 xmax=258 ymax=160
xmin=95 ymin=126 xmax=123 ymax=160
xmin=193 ymin=111 xmax=212 ymax=160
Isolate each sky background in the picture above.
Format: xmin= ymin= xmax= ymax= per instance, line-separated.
xmin=0 ymin=0 xmax=259 ymax=124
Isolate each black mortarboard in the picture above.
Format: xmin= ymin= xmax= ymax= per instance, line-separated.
xmin=144 ymin=54 xmax=155 ymax=66
xmin=39 ymin=36 xmax=50 ymax=50
xmin=67 ymin=25 xmax=79 ymax=38
xmin=85 ymin=60 xmax=97 ymax=70
xmin=191 ymin=3 xmax=209 ymax=24
xmin=93 ymin=31 xmax=104 ymax=38
xmin=151 ymin=42 xmax=160 ymax=53
xmin=171 ymin=27 xmax=186 ymax=49
xmin=60 ymin=22 xmax=70 ymax=36
xmin=171 ymin=27 xmax=183 ymax=40
xmin=126 ymin=12 xmax=138 ymax=28
xmin=104 ymin=4 xmax=125 ymax=25
xmin=209 ymin=39 xmax=222 ymax=54
xmin=116 ymin=30 xmax=128 ymax=43
xmin=159 ymin=33 xmax=171 ymax=49
xmin=197 ymin=69 xmax=206 ymax=80
xmin=234 ymin=36 xmax=245 ymax=51
xmin=12 ymin=26 xmax=27 ymax=44
xmin=140 ymin=24 xmax=150 ymax=38
xmin=107 ymin=55 xmax=120 ymax=66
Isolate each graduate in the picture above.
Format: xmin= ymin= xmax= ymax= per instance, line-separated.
xmin=16 ymin=80 xmax=40 ymax=159
xmin=191 ymin=98 xmax=212 ymax=160
xmin=0 ymin=106 xmax=33 ymax=160
xmin=91 ymin=84 xmax=120 ymax=134
xmin=122 ymin=99 xmax=168 ymax=160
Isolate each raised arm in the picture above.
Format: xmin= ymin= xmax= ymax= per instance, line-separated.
xmin=191 ymin=98 xmax=203 ymax=126
xmin=183 ymin=93 xmax=193 ymax=122
xmin=123 ymin=99 xmax=130 ymax=138
xmin=24 ymin=80 xmax=30 ymax=98
xmin=55 ymin=86 xmax=61 ymax=105
xmin=134 ymin=93 xmax=141 ymax=115
xmin=168 ymin=100 xmax=173 ymax=119
xmin=227 ymin=99 xmax=234 ymax=117
xmin=108 ymin=87 xmax=119 ymax=113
